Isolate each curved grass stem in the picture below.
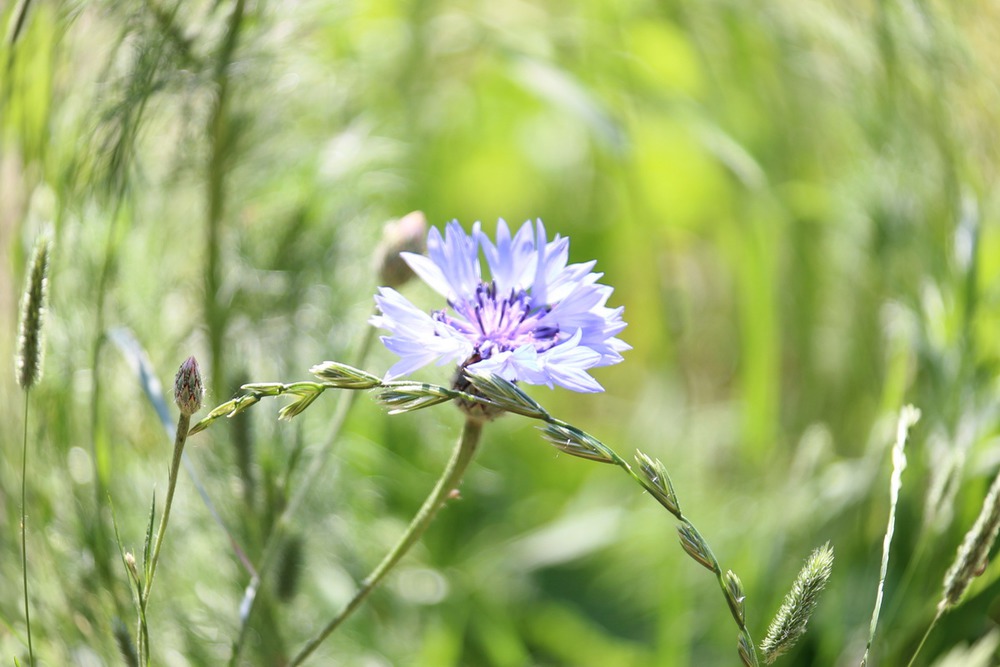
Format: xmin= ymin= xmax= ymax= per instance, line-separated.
xmin=21 ymin=393 xmax=34 ymax=667
xmin=288 ymin=417 xmax=484 ymax=666
xmin=202 ymin=365 xmax=756 ymax=665
xmin=596 ymin=430 xmax=759 ymax=666
xmin=457 ymin=372 xmax=761 ymax=665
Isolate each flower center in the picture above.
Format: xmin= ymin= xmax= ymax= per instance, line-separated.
xmin=433 ymin=282 xmax=558 ymax=359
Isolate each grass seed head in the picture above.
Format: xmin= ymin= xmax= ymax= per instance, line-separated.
xmin=15 ymin=235 xmax=51 ymax=391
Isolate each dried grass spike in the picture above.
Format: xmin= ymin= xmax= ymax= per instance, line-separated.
xmin=738 ymin=633 xmax=756 ymax=667
xmin=635 ymin=450 xmax=681 ymax=516
xmin=940 ymin=469 xmax=1000 ymax=612
xmin=724 ymin=569 xmax=747 ymax=627
xmin=15 ymin=235 xmax=51 ymax=390
xmin=538 ymin=422 xmax=615 ymax=463
xmin=309 ymin=362 xmax=381 ymax=389
xmin=760 ymin=543 xmax=834 ymax=664
xmin=677 ymin=523 xmax=718 ymax=573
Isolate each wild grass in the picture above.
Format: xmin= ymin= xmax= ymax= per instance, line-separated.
xmin=3 ymin=0 xmax=1000 ymax=665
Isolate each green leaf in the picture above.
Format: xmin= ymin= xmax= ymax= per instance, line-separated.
xmin=142 ymin=493 xmax=156 ymax=583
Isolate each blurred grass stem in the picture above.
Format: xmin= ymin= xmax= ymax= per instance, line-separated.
xmin=906 ymin=608 xmax=943 ymax=667
xmin=462 ymin=372 xmax=761 ymax=665
xmin=20 ymin=394 xmax=34 ymax=666
xmin=16 ymin=234 xmax=49 ymax=667
xmin=4 ymin=0 xmax=32 ymax=46
xmin=90 ymin=207 xmax=128 ymax=593
xmin=228 ymin=322 xmax=377 ymax=665
xmin=862 ymin=406 xmax=919 ymax=666
xmin=206 ymin=0 xmax=246 ymax=401
xmin=602 ymin=455 xmax=760 ymax=663
xmin=288 ymin=417 xmax=484 ymax=666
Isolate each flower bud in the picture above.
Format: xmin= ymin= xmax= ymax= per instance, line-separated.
xmin=375 ymin=211 xmax=427 ymax=288
xmin=174 ymin=356 xmax=204 ymax=416
xmin=124 ymin=551 xmax=139 ymax=582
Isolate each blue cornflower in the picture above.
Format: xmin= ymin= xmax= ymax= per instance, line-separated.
xmin=371 ymin=219 xmax=629 ymax=393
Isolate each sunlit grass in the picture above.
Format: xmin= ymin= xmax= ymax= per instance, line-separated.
xmin=3 ymin=0 xmax=1000 ymax=664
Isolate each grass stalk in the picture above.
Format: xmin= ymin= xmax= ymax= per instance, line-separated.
xmin=460 ymin=371 xmax=763 ymax=665
xmin=205 ymin=0 xmax=246 ymax=402
xmin=20 ymin=393 xmax=34 ymax=667
xmin=15 ymin=234 xmax=49 ymax=666
xmin=201 ymin=366 xmax=762 ymax=665
xmin=906 ymin=464 xmax=1000 ymax=666
xmin=89 ymin=207 xmax=127 ymax=594
xmin=227 ymin=323 xmax=377 ymax=665
xmin=862 ymin=406 xmax=920 ymax=666
xmin=906 ymin=608 xmax=943 ymax=667
xmin=612 ymin=447 xmax=759 ymax=666
xmin=287 ymin=417 xmax=484 ymax=666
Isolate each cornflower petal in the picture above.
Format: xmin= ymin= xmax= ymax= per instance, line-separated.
xmin=531 ymin=221 xmax=571 ymax=306
xmin=402 ymin=221 xmax=482 ymax=300
xmin=537 ymin=330 xmax=605 ymax=392
xmin=468 ymin=345 xmax=541 ymax=384
xmin=371 ymin=287 xmax=473 ymax=379
xmin=480 ymin=219 xmax=538 ymax=294
xmin=372 ymin=219 xmax=627 ymax=392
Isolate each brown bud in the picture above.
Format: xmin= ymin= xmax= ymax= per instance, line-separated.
xmin=375 ymin=211 xmax=428 ymax=288
xmin=174 ymin=356 xmax=205 ymax=417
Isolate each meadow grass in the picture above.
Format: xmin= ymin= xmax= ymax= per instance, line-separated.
xmin=3 ymin=0 xmax=1000 ymax=665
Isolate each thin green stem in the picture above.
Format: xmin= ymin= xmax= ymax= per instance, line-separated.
xmin=906 ymin=608 xmax=943 ymax=667
xmin=20 ymin=392 xmax=34 ymax=667
xmin=139 ymin=412 xmax=191 ymax=662
xmin=202 ymin=365 xmax=756 ymax=664
xmin=288 ymin=418 xmax=484 ymax=666
xmin=227 ymin=323 xmax=377 ymax=666
xmin=444 ymin=376 xmax=759 ymax=666
xmin=591 ymin=426 xmax=759 ymax=666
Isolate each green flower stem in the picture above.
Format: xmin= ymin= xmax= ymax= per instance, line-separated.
xmin=198 ymin=365 xmax=754 ymax=664
xmin=139 ymin=412 xmax=192 ymax=661
xmin=21 ymin=393 xmax=34 ymax=667
xmin=227 ymin=324 xmax=377 ymax=666
xmin=543 ymin=417 xmax=760 ymax=667
xmin=288 ymin=417 xmax=484 ymax=666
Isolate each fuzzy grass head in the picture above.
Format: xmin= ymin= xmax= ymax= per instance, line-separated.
xmin=15 ymin=235 xmax=52 ymax=391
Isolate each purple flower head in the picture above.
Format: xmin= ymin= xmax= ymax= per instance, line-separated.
xmin=371 ymin=219 xmax=629 ymax=393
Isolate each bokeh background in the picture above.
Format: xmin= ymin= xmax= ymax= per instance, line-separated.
xmin=3 ymin=0 xmax=1000 ymax=665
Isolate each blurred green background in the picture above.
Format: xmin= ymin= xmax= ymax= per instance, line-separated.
xmin=3 ymin=0 xmax=1000 ymax=665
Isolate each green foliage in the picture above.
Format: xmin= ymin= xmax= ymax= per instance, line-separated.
xmin=3 ymin=0 xmax=1000 ymax=665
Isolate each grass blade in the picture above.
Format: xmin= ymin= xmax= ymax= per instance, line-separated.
xmin=862 ymin=405 xmax=921 ymax=665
